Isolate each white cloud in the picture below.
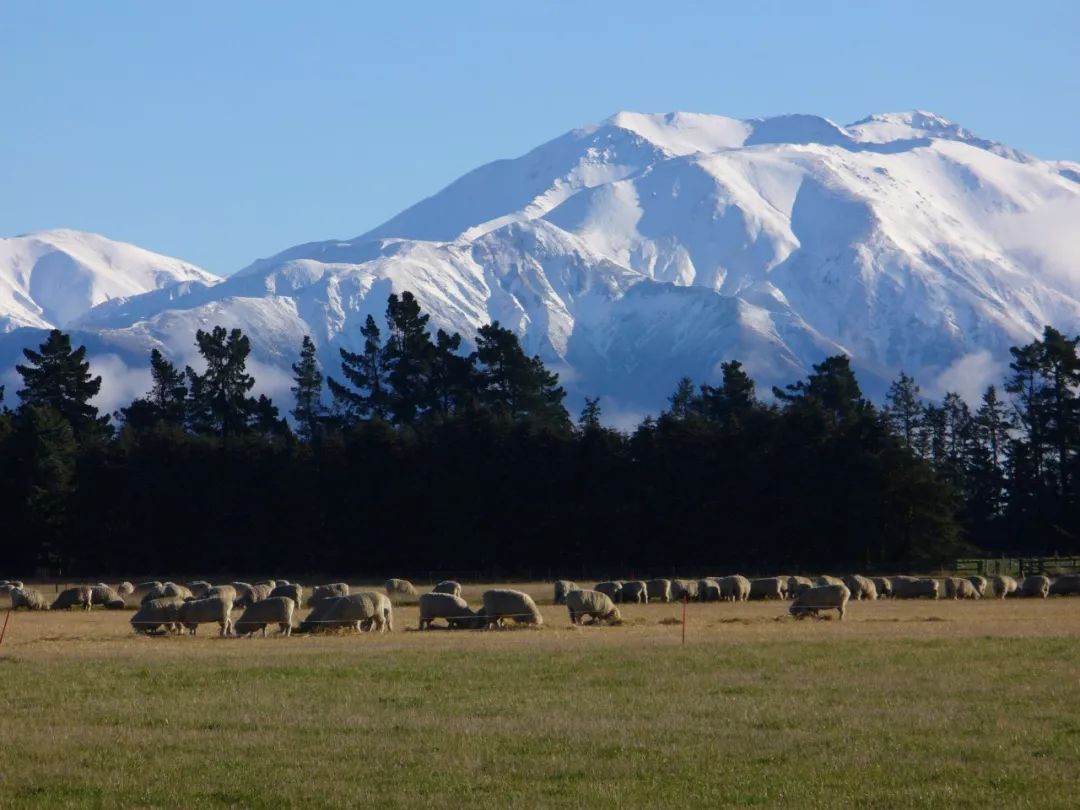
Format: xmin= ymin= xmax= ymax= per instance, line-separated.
xmin=926 ymin=350 xmax=1004 ymax=404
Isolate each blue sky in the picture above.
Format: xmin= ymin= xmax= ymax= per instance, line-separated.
xmin=2 ymin=1 xmax=1077 ymax=275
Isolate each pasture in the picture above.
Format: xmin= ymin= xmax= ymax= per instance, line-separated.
xmin=1 ymin=583 xmax=1079 ymax=808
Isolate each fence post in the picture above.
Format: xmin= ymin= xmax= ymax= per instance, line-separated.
xmin=0 ymin=609 xmax=11 ymax=650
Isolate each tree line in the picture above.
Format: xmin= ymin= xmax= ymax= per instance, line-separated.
xmin=1 ymin=291 xmax=1076 ymax=577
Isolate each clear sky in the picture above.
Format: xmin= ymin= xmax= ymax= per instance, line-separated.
xmin=2 ymin=1 xmax=1077 ymax=275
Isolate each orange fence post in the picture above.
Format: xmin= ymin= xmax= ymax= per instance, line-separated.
xmin=0 ymin=609 xmax=11 ymax=650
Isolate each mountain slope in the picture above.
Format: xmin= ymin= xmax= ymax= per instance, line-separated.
xmin=5 ymin=111 xmax=1079 ymax=416
xmin=0 ymin=229 xmax=218 ymax=332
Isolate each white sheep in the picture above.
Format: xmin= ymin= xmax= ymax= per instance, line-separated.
xmin=749 ymin=577 xmax=785 ymax=600
xmin=178 ymin=596 xmax=234 ymax=636
xmin=816 ymin=575 xmax=845 ymax=588
xmin=384 ymin=578 xmax=418 ymax=599
xmin=789 ymin=584 xmax=851 ymax=620
xmin=843 ymin=575 xmax=878 ymax=601
xmin=566 ymin=589 xmax=621 ymax=625
xmin=299 ymin=592 xmax=394 ymax=633
xmin=186 ymin=581 xmax=212 ymax=599
xmin=52 ymin=585 xmax=93 ymax=611
xmin=698 ymin=579 xmax=722 ymax=602
xmin=90 ymin=584 xmax=127 ymax=609
xmin=130 ymin=597 xmax=184 ymax=634
xmin=594 ymin=581 xmax=623 ymax=603
xmin=621 ymin=581 xmax=648 ymax=604
xmin=481 ymin=589 xmax=543 ymax=628
xmin=1020 ymin=575 xmax=1050 ymax=598
xmin=1049 ymin=574 xmax=1080 ymax=596
xmin=308 ymin=583 xmax=350 ymax=607
xmin=11 ymin=587 xmax=49 ymax=610
xmin=432 ymin=580 xmax=462 ymax=597
xmin=890 ymin=576 xmax=940 ymax=599
xmin=645 ymin=578 xmax=672 ymax=603
xmin=787 ymin=576 xmax=815 ymax=598
xmin=269 ymin=583 xmax=303 ymax=609
xmin=720 ymin=575 xmax=751 ymax=602
xmin=553 ymin=580 xmax=579 ymax=605
xmin=418 ymin=592 xmax=480 ymax=630
xmin=236 ymin=582 xmax=272 ymax=608
xmin=991 ymin=575 xmax=1018 ymax=599
xmin=966 ymin=575 xmax=988 ymax=596
xmin=234 ymin=597 xmax=295 ymax=637
xmin=871 ymin=577 xmax=893 ymax=598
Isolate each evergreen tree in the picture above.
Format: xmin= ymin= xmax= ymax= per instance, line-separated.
xmin=697 ymin=361 xmax=758 ymax=427
xmin=884 ymin=371 xmax=922 ymax=451
xmin=579 ymin=397 xmax=602 ymax=430
xmin=383 ymin=292 xmax=436 ymax=424
xmin=774 ymin=355 xmax=868 ymax=426
xmin=16 ymin=329 xmax=107 ymax=438
xmin=428 ymin=328 xmax=476 ymax=419
xmin=328 ymin=315 xmax=389 ymax=421
xmin=667 ymin=376 xmax=697 ymax=420
xmin=290 ymin=336 xmax=325 ymax=441
xmin=185 ymin=326 xmax=258 ymax=436
xmin=474 ymin=322 xmax=569 ymax=427
xmin=120 ymin=349 xmax=188 ymax=430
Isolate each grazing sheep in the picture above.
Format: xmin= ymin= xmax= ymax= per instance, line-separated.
xmin=720 ymin=575 xmax=751 ymax=602
xmin=186 ymin=581 xmax=212 ymax=599
xmin=0 ymin=580 xmax=24 ymax=589
xmin=130 ymin=597 xmax=184 ymax=634
xmin=750 ymin=577 xmax=786 ymax=601
xmin=991 ymin=575 xmax=1018 ymax=599
xmin=951 ymin=578 xmax=980 ymax=599
xmin=162 ymin=583 xmax=194 ymax=601
xmin=872 ymin=577 xmax=893 ymax=599
xmin=645 ymin=579 xmax=672 ymax=603
xmin=566 ymin=589 xmax=621 ymax=625
xmin=787 ymin=576 xmax=815 ymax=598
xmin=1049 ymin=574 xmax=1080 ymax=596
xmin=594 ymin=581 xmax=623 ymax=603
xmin=816 ymin=575 xmax=845 ymax=588
xmin=11 ymin=587 xmax=49 ymax=611
xmin=621 ymin=581 xmax=648 ymax=604
xmin=943 ymin=577 xmax=962 ymax=599
xmin=90 ymin=584 xmax=127 ymax=609
xmin=418 ymin=592 xmax=480 ymax=630
xmin=299 ymin=592 xmax=394 ymax=633
xmin=384 ymin=579 xmax=418 ymax=599
xmin=235 ymin=582 xmax=269 ymax=608
xmin=1020 ymin=575 xmax=1051 ymax=598
xmin=790 ymin=584 xmax=851 ymax=620
xmin=481 ymin=589 xmax=543 ymax=628
xmin=52 ymin=585 xmax=93 ymax=611
xmin=178 ymin=596 xmax=234 ymax=636
xmin=234 ymin=597 xmax=295 ymax=637
xmin=670 ymin=579 xmax=697 ymax=602
xmin=116 ymin=582 xmax=134 ymax=597
xmin=966 ymin=575 xmax=988 ymax=597
xmin=269 ymin=583 xmax=303 ymax=609
xmin=889 ymin=576 xmax=940 ymax=599
xmin=698 ymin=579 xmax=722 ymax=602
xmin=432 ymin=580 xmax=462 ymax=597
xmin=254 ymin=580 xmax=277 ymax=590
xmin=133 ymin=581 xmax=163 ymax=604
xmin=0 ymin=585 xmax=14 ymax=609
xmin=308 ymin=583 xmax=350 ymax=607
xmin=553 ymin=580 xmax=579 ymax=605
xmin=843 ymin=575 xmax=878 ymax=601
xmin=204 ymin=585 xmax=238 ymax=606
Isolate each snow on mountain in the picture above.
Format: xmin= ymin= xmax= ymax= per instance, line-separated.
xmin=0 ymin=229 xmax=218 ymax=332
xmin=3 ymin=111 xmax=1079 ymax=417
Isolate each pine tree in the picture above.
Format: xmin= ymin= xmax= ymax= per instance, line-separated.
xmin=428 ymin=328 xmax=476 ymax=418
xmin=667 ymin=376 xmax=697 ymax=420
xmin=186 ymin=326 xmax=259 ymax=436
xmin=16 ymin=329 xmax=107 ymax=438
xmin=120 ymin=349 xmax=188 ymax=430
xmin=383 ymin=292 xmax=435 ymax=424
xmin=474 ymin=322 xmax=568 ymax=427
xmin=328 ymin=314 xmax=389 ymax=422
xmin=579 ymin=397 xmax=602 ymax=430
xmin=697 ymin=361 xmax=757 ymax=426
xmin=290 ymin=336 xmax=325 ymax=441
xmin=884 ymin=371 xmax=922 ymax=451
xmin=774 ymin=355 xmax=867 ymax=426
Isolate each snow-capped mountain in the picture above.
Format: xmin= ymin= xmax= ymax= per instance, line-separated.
xmin=3 ymin=111 xmax=1080 ymax=416
xmin=0 ymin=229 xmax=218 ymax=332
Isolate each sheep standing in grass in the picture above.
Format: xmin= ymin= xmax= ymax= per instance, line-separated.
xmin=645 ymin=579 xmax=671 ymax=603
xmin=178 ymin=596 xmax=234 ymax=636
xmin=11 ymin=587 xmax=49 ymax=610
xmin=130 ymin=598 xmax=184 ymax=634
xmin=670 ymin=580 xmax=696 ymax=602
xmin=698 ymin=579 xmax=722 ymax=602
xmin=116 ymin=582 xmax=134 ymax=597
xmin=816 ymin=575 xmax=845 ymax=588
xmin=553 ymin=580 xmax=579 ymax=605
xmin=1020 ymin=575 xmax=1051 ymax=598
xmin=418 ymin=592 xmax=480 ymax=630
xmin=236 ymin=583 xmax=271 ymax=608
xmin=594 ymin=581 xmax=623 ymax=603
xmin=162 ymin=583 xmax=194 ymax=601
xmin=186 ymin=581 xmax=212 ymax=599
xmin=299 ymin=592 xmax=394 ymax=633
xmin=133 ymin=582 xmax=163 ymax=604
xmin=205 ymin=585 xmax=238 ymax=606
xmin=789 ymin=584 xmax=851 ymax=620
xmin=432 ymin=580 xmax=461 ymax=597
xmin=890 ymin=576 xmax=940 ymax=599
xmin=234 ymin=597 xmax=295 ymax=637
xmin=52 ymin=585 xmax=93 ymax=611
xmin=621 ymin=581 xmax=648 ymax=604
xmin=720 ymin=575 xmax=751 ymax=602
xmin=1049 ymin=575 xmax=1080 ymax=596
xmin=951 ymin=578 xmax=980 ymax=599
xmin=566 ymin=589 xmax=621 ymax=625
xmin=843 ymin=575 xmax=878 ymax=601
xmin=481 ymin=589 xmax=543 ymax=628
xmin=787 ymin=576 xmax=815 ymax=598
xmin=872 ymin=577 xmax=893 ymax=599
xmin=385 ymin=579 xmax=418 ymax=600
xmin=966 ymin=576 xmax=988 ymax=597
xmin=269 ymin=583 xmax=303 ymax=609
xmin=991 ymin=575 xmax=1018 ymax=599
xmin=308 ymin=583 xmax=350 ymax=607
xmin=750 ymin=577 xmax=785 ymax=600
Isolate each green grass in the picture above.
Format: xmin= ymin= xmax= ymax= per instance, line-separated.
xmin=2 ymin=635 xmax=1079 ymax=808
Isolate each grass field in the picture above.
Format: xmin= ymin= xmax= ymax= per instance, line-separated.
xmin=1 ymin=583 xmax=1079 ymax=808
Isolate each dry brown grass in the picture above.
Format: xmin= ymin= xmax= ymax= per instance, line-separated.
xmin=2 ymin=585 xmax=1079 ymax=808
